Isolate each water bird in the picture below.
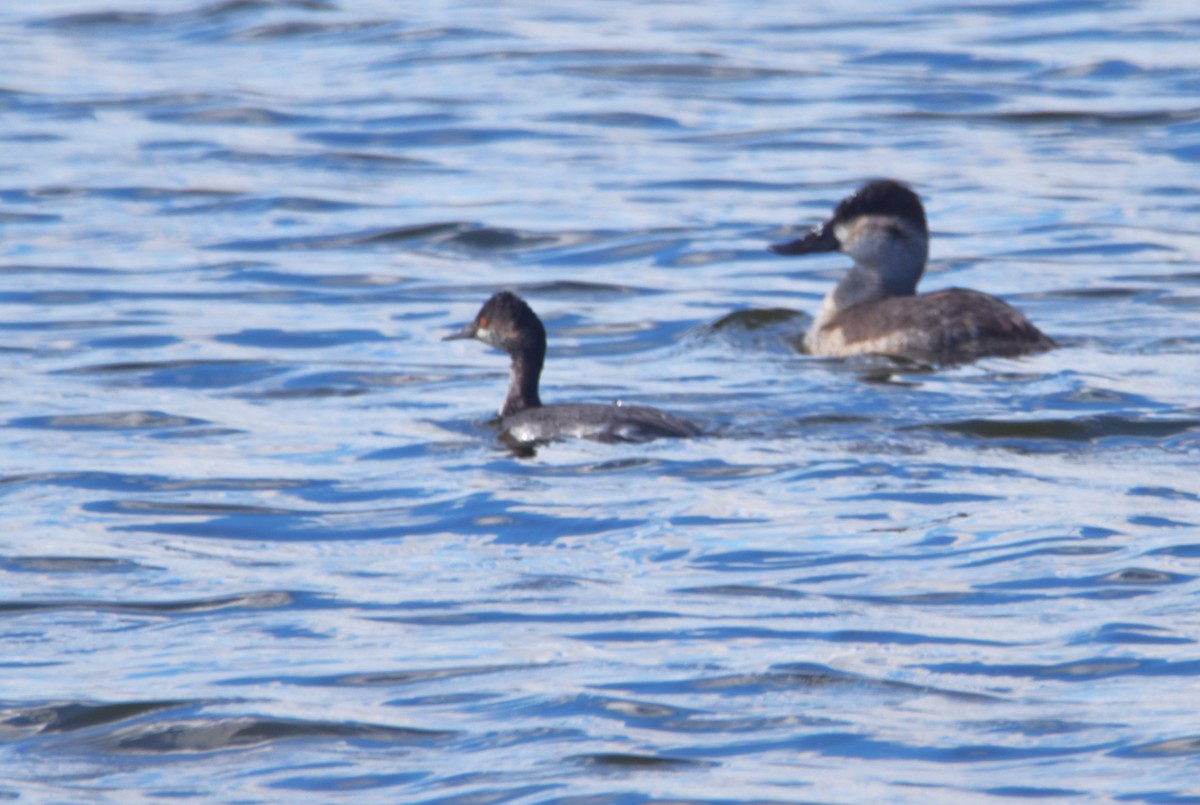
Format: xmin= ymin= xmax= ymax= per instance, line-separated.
xmin=770 ymin=180 xmax=1055 ymax=364
xmin=444 ymin=291 xmax=700 ymax=444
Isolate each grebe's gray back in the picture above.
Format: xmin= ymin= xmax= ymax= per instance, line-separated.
xmin=445 ymin=291 xmax=700 ymax=445
xmin=770 ymin=180 xmax=1055 ymax=365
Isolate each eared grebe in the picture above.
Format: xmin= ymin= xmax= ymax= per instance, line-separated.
xmin=444 ymin=291 xmax=700 ymax=444
xmin=770 ymin=180 xmax=1055 ymax=365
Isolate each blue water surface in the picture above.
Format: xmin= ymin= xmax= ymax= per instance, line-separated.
xmin=2 ymin=1 xmax=1199 ymax=802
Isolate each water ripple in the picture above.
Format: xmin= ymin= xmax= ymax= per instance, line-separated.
xmin=85 ymin=715 xmax=451 ymax=754
xmin=9 ymin=411 xmax=208 ymax=430
xmin=0 ymin=591 xmax=295 ymax=616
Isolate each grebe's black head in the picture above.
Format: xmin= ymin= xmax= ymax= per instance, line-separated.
xmin=444 ymin=291 xmax=547 ymax=358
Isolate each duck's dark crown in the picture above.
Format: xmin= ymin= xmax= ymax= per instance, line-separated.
xmin=832 ymin=179 xmax=927 ymax=234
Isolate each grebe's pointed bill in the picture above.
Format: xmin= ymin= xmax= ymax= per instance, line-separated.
xmin=769 ymin=223 xmax=839 ymax=256
xmin=442 ymin=320 xmax=478 ymax=341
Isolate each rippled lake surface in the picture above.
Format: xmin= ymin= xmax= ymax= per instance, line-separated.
xmin=3 ymin=1 xmax=1200 ymax=802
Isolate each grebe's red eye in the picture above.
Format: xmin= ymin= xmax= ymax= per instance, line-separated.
xmin=478 ymin=316 xmax=489 ymax=329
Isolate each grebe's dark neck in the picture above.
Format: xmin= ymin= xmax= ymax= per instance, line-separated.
xmin=501 ymin=343 xmax=544 ymax=416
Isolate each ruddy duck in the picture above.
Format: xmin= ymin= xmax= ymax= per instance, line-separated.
xmin=770 ymin=180 xmax=1055 ymax=364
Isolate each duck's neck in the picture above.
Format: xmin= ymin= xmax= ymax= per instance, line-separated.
xmin=830 ymin=263 xmax=896 ymax=310
xmin=501 ymin=347 xmax=543 ymax=416
xmin=811 ymin=259 xmax=922 ymax=339
xmin=828 ymin=251 xmax=924 ymax=308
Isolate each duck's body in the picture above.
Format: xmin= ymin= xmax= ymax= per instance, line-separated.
xmin=445 ymin=291 xmax=699 ymax=445
xmin=771 ymin=180 xmax=1055 ymax=365
xmin=807 ymin=287 xmax=1054 ymax=365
